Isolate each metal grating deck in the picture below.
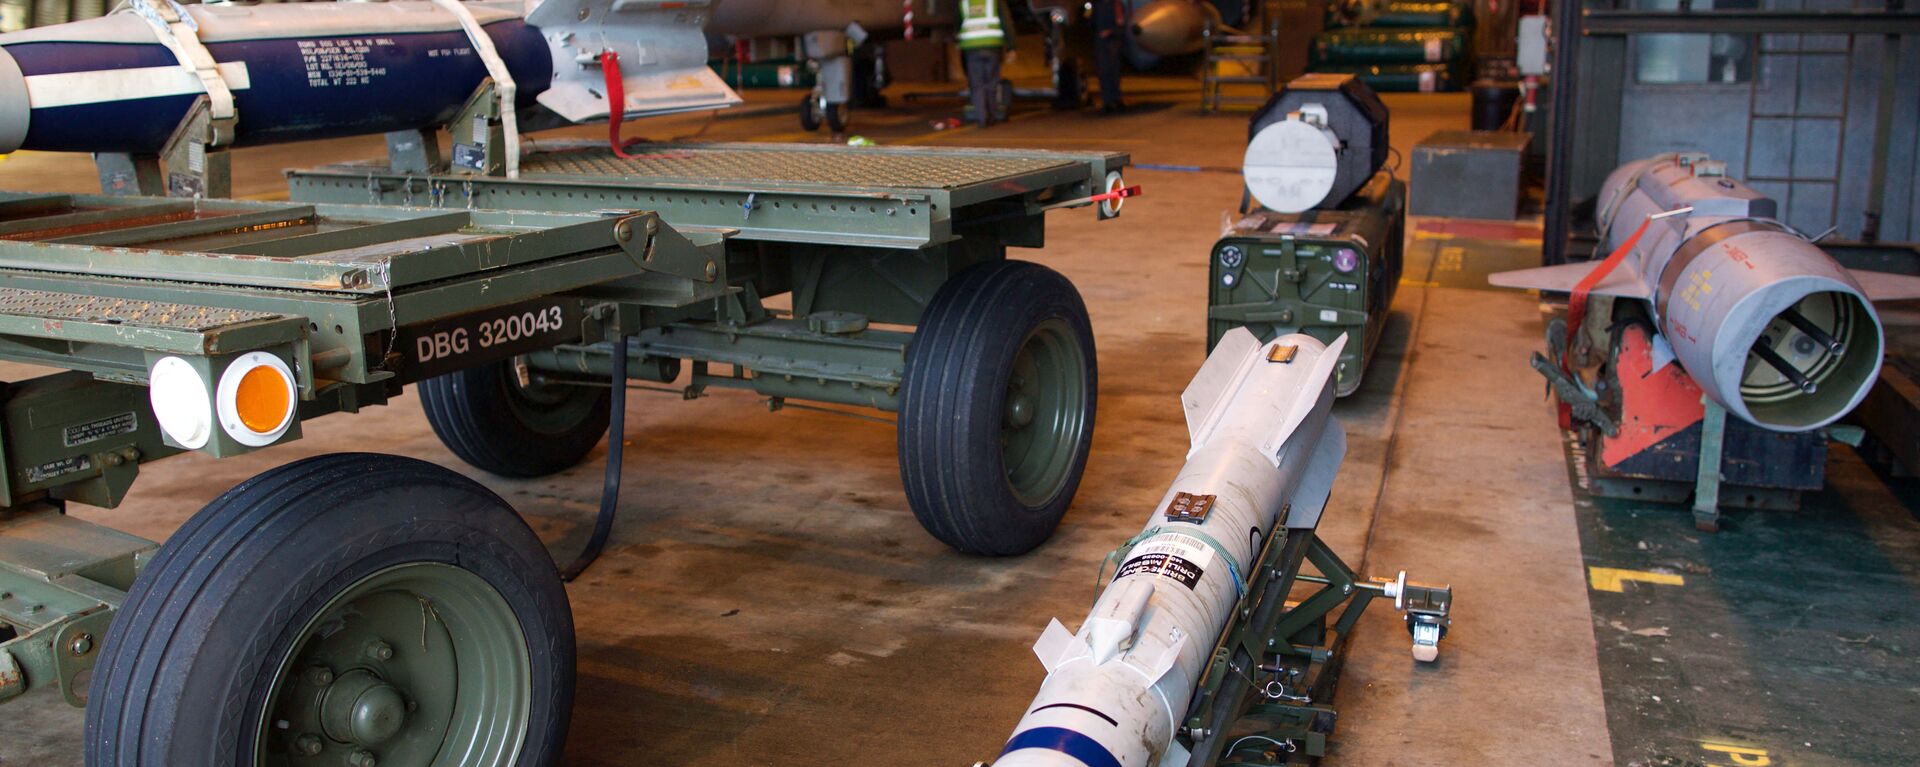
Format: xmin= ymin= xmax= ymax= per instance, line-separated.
xmin=0 ymin=287 xmax=282 ymax=332
xmin=518 ymin=144 xmax=1077 ymax=190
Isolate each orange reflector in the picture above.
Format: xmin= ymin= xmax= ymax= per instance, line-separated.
xmin=234 ymin=365 xmax=291 ymax=434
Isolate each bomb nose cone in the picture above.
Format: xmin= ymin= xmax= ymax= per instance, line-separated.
xmin=1130 ymin=0 xmax=1219 ymax=57
xmin=0 ymin=46 xmax=29 ymax=154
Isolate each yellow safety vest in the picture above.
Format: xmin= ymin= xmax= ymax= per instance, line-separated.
xmin=960 ymin=0 xmax=1006 ymax=50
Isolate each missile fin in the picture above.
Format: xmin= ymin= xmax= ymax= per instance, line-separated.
xmin=1257 ymin=333 xmax=1347 ymax=466
xmin=1282 ymin=418 xmax=1347 ymax=531
xmin=1488 ymin=262 xmax=1653 ymax=299
xmin=1851 ymin=269 xmax=1920 ymax=302
xmin=1087 ymin=579 xmax=1154 ymax=665
xmin=1183 ymin=327 xmax=1265 ymax=444
xmin=1033 ymin=619 xmax=1089 ymax=673
xmin=530 ymin=0 xmax=742 ymax=123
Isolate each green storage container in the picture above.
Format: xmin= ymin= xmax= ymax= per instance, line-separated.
xmin=710 ymin=58 xmax=816 ymax=90
xmin=1311 ymin=27 xmax=1469 ymax=65
xmin=1327 ymin=0 xmax=1471 ymax=29
xmin=1314 ymin=62 xmax=1464 ymax=92
xmin=1369 ymin=1 xmax=1471 ymax=28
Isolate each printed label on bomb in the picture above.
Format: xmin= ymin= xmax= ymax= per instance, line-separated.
xmin=1115 ymin=534 xmax=1214 ymax=590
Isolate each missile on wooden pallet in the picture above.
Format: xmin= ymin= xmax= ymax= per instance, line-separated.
xmin=1491 ymin=153 xmax=1920 ymax=432
xmin=989 ymin=328 xmax=1445 ymax=767
xmin=0 ymin=0 xmax=739 ymax=157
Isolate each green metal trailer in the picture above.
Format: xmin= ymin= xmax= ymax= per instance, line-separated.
xmin=0 ymin=139 xmax=1127 ymax=765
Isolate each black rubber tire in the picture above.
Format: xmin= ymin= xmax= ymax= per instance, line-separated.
xmin=419 ymin=359 xmax=609 ymax=479
xmin=799 ymin=94 xmax=823 ymax=131
xmin=824 ymin=100 xmax=851 ymax=133
xmin=84 ymin=453 xmax=574 ymax=767
xmin=898 ymin=260 xmax=1098 ymax=556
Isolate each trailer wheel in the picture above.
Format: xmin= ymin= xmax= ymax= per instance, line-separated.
xmin=420 ymin=358 xmax=609 ymax=478
xmin=899 ymin=260 xmax=1097 ymax=555
xmin=85 ymin=453 xmax=573 ymax=767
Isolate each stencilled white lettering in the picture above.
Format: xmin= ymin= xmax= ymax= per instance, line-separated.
xmin=297 ymin=38 xmax=397 ymax=88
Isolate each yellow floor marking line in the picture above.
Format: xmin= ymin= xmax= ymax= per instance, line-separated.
xmin=1588 ymin=566 xmax=1685 ymax=592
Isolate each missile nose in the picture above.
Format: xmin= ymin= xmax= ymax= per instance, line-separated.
xmin=0 ymin=45 xmax=28 ymax=154
xmin=1130 ymin=0 xmax=1219 ymax=57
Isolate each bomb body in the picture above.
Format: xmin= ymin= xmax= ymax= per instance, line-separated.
xmin=1492 ymin=153 xmax=1920 ymax=431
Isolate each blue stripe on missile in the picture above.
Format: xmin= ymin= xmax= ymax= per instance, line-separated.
xmin=2 ymin=22 xmax=552 ymax=154
xmin=998 ymin=727 xmax=1124 ymax=767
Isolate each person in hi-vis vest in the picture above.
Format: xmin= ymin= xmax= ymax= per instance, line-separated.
xmin=959 ymin=0 xmax=1014 ymax=127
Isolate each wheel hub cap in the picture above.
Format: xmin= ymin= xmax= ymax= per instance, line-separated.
xmin=321 ymin=669 xmax=409 ymax=746
xmin=999 ymin=319 xmax=1090 ymax=507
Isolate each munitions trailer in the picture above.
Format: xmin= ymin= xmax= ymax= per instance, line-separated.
xmin=0 ymin=140 xmax=1127 ymax=764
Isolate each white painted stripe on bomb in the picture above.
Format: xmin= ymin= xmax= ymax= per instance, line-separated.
xmin=24 ymin=62 xmax=252 ymax=109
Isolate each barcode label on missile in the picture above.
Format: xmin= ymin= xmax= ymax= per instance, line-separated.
xmin=1115 ymin=534 xmax=1214 ymax=590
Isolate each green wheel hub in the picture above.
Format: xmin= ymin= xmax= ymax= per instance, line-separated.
xmin=257 ymin=563 xmax=531 ymax=767
xmin=1001 ymin=318 xmax=1092 ymax=507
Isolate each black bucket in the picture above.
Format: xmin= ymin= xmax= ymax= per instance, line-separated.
xmin=1470 ymin=79 xmax=1521 ymax=131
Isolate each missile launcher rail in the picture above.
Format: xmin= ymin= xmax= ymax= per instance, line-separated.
xmin=0 ymin=142 xmax=1130 ymax=766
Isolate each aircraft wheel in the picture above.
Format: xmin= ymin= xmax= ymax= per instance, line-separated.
xmin=419 ymin=358 xmax=610 ymax=478
xmin=800 ymin=94 xmax=825 ymax=131
xmin=899 ymin=260 xmax=1097 ymax=555
xmin=85 ymin=453 xmax=574 ymax=767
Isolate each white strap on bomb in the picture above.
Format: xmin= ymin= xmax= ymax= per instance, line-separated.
xmin=433 ymin=0 xmax=522 ymax=178
xmin=127 ymin=0 xmax=236 ymax=143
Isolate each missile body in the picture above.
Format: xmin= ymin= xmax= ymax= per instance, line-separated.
xmin=0 ymin=0 xmax=736 ymax=156
xmin=1491 ymin=153 xmax=1920 ymax=431
xmin=995 ymin=327 xmax=1347 ymax=767
xmin=1129 ymin=0 xmax=1220 ymax=57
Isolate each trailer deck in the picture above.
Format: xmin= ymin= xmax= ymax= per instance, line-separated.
xmin=291 ymin=141 xmax=1128 ymax=249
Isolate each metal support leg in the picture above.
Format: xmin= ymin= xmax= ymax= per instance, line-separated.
xmin=385 ymin=129 xmax=445 ymax=175
xmin=1693 ymin=395 xmax=1727 ymax=531
xmin=99 ymin=96 xmax=234 ymax=199
xmin=94 ymin=153 xmax=165 ymax=197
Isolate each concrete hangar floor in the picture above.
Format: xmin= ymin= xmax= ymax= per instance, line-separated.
xmin=0 ymin=74 xmax=1913 ymax=767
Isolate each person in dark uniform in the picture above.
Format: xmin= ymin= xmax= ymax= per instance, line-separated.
xmin=1093 ymin=0 xmax=1128 ymax=113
